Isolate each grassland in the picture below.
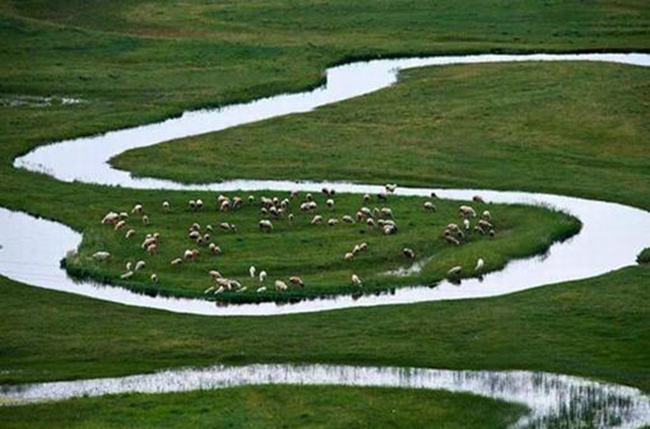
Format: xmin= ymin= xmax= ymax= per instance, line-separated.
xmin=0 ymin=386 xmax=524 ymax=429
xmin=0 ymin=0 xmax=648 ymax=426
xmin=66 ymin=191 xmax=578 ymax=302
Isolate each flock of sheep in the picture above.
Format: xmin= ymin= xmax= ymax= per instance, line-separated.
xmin=93 ymin=184 xmax=492 ymax=298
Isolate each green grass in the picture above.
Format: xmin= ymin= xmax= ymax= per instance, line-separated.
xmin=1 ymin=266 xmax=648 ymax=390
xmin=0 ymin=1 xmax=649 ymax=426
xmin=114 ymin=62 xmax=650 ymax=211
xmin=0 ymin=386 xmax=525 ymax=429
xmin=65 ymin=191 xmax=578 ymax=302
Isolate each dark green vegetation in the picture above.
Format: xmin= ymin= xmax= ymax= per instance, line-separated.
xmin=1 ymin=266 xmax=649 ymax=390
xmin=116 ymin=62 xmax=650 ymax=211
xmin=0 ymin=0 xmax=649 ymax=426
xmin=0 ymin=386 xmax=524 ymax=429
xmin=68 ymin=191 xmax=578 ymax=302
xmin=638 ymin=248 xmax=650 ymax=264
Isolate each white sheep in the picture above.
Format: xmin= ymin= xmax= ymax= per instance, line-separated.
xmin=170 ymin=258 xmax=183 ymax=266
xmin=447 ymin=266 xmax=462 ymax=277
xmin=475 ymin=258 xmax=485 ymax=273
xmin=275 ymin=280 xmax=288 ymax=291
xmin=135 ymin=260 xmax=146 ymax=271
xmin=131 ymin=204 xmax=144 ymax=215
xmin=259 ymin=219 xmax=274 ymax=232
xmin=327 ymin=218 xmax=339 ymax=226
xmin=423 ymin=201 xmax=436 ymax=211
xmin=311 ymin=215 xmax=323 ymax=225
xmin=150 ymin=273 xmax=158 ymax=283
xmin=351 ymin=274 xmax=362 ymax=287
xmin=344 ymin=252 xmax=355 ymax=261
xmin=162 ymin=201 xmax=170 ymax=211
xmin=92 ymin=251 xmax=111 ymax=262
xmin=403 ymin=248 xmax=415 ymax=260
xmin=326 ymin=198 xmax=335 ymax=209
xmin=259 ymin=270 xmax=267 ymax=283
xmin=125 ymin=229 xmax=136 ymax=239
xmin=249 ymin=266 xmax=256 ymax=278
xmin=142 ymin=215 xmax=149 ymax=225
xmin=342 ymin=215 xmax=355 ymax=224
xmin=114 ymin=220 xmax=127 ymax=231
xmin=120 ymin=270 xmax=134 ymax=279
xmin=196 ymin=199 xmax=204 ymax=210
xmin=101 ymin=212 xmax=119 ymax=225
xmin=289 ymin=276 xmax=304 ymax=287
xmin=256 ymin=286 xmax=267 ymax=293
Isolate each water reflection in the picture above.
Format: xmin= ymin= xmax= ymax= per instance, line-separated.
xmin=1 ymin=364 xmax=648 ymax=428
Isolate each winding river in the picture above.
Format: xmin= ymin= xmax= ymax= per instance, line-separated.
xmin=1 ymin=52 xmax=650 ymax=427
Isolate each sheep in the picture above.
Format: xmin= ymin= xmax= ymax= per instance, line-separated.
xmin=344 ymin=252 xmax=355 ymax=261
xmin=220 ymin=199 xmax=231 ymax=212
xmin=125 ymin=228 xmax=136 ymax=239
xmin=188 ymin=200 xmax=196 ymax=211
xmin=131 ymin=204 xmax=144 ymax=215
xmin=359 ymin=242 xmax=369 ymax=252
xmin=125 ymin=261 xmax=133 ymax=271
xmin=162 ymin=201 xmax=170 ymax=211
xmin=214 ymin=286 xmax=225 ymax=294
xmin=236 ymin=287 xmax=248 ymax=293
xmin=275 ymin=280 xmax=288 ymax=292
xmin=475 ymin=258 xmax=485 ymax=273
xmin=259 ymin=219 xmax=274 ymax=232
xmin=352 ymin=244 xmax=362 ymax=254
xmin=423 ymin=201 xmax=436 ymax=211
xmin=203 ymin=233 xmax=211 ymax=242
xmin=146 ymin=243 xmax=158 ymax=255
xmin=459 ymin=205 xmax=477 ymax=218
xmin=259 ymin=270 xmax=267 ymax=283
xmin=327 ymin=218 xmax=339 ymax=226
xmin=305 ymin=193 xmax=313 ymax=202
xmin=196 ymin=199 xmax=204 ymax=210
xmin=119 ymin=212 xmax=129 ymax=220
xmin=383 ymin=224 xmax=397 ymax=235
xmin=248 ymin=195 xmax=255 ymax=204
xmin=463 ymin=219 xmax=470 ymax=230
xmin=190 ymin=223 xmax=201 ymax=231
xmin=92 ymin=251 xmax=111 ymax=262
xmin=326 ymin=199 xmax=335 ymax=209
xmin=444 ymin=235 xmax=460 ymax=246
xmin=188 ymin=230 xmax=200 ymax=240
xmin=204 ymin=286 xmax=215 ymax=294
xmin=142 ymin=215 xmax=149 ymax=225
xmin=481 ymin=210 xmax=491 ymax=221
xmin=342 ymin=215 xmax=355 ymax=224
xmin=403 ymin=248 xmax=415 ymax=260
xmin=311 ymin=215 xmax=323 ymax=225
xmin=206 ymin=224 xmax=213 ymax=232
xmin=288 ymin=213 xmax=294 ymax=222
xmin=280 ymin=198 xmax=290 ymax=209
xmin=447 ymin=266 xmax=462 ymax=278
xmin=256 ymin=286 xmax=267 ymax=293
xmin=141 ymin=236 xmax=157 ymax=249
xmin=233 ymin=197 xmax=243 ymax=209
xmin=134 ymin=260 xmax=146 ymax=271
xmin=300 ymin=201 xmax=317 ymax=212
xmin=289 ymin=276 xmax=304 ymax=288
xmin=363 ymin=194 xmax=371 ymax=202
xmin=249 ymin=266 xmax=256 ymax=278
xmin=120 ymin=271 xmax=134 ymax=279
xmin=385 ymin=183 xmax=397 ymax=193
xmin=360 ymin=207 xmax=372 ymax=218
xmin=114 ymin=220 xmax=127 ymax=231
xmin=208 ymin=243 xmax=222 ymax=255
xmin=366 ymin=218 xmax=376 ymax=228
xmin=373 ymin=207 xmax=381 ymax=218
xmin=475 ymin=219 xmax=494 ymax=235
xmin=209 ymin=270 xmax=223 ymax=280
xmin=184 ymin=249 xmax=199 ymax=261
xmin=380 ymin=207 xmax=393 ymax=218
xmin=101 ymin=212 xmax=120 ymax=225
xmin=150 ymin=273 xmax=158 ymax=283
xmin=473 ymin=195 xmax=486 ymax=204
xmin=170 ymin=258 xmax=183 ymax=266
xmin=351 ymin=274 xmax=362 ymax=287
xmin=219 ymin=222 xmax=236 ymax=232
xmin=217 ymin=194 xmax=228 ymax=205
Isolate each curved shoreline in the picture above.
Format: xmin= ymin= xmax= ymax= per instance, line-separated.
xmin=2 ymin=364 xmax=649 ymax=428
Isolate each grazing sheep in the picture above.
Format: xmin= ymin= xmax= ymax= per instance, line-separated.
xmin=146 ymin=243 xmax=158 ymax=255
xmin=162 ymin=201 xmax=170 ymax=211
xmin=114 ymin=220 xmax=127 ymax=231
xmin=188 ymin=230 xmax=200 ymax=240
xmin=141 ymin=237 xmax=157 ymax=249
xmin=101 ymin=212 xmax=120 ymax=225
xmin=259 ymin=270 xmax=267 ymax=283
xmin=385 ymin=183 xmax=397 ymax=193
xmin=220 ymin=199 xmax=231 ymax=212
xmin=209 ymin=270 xmax=223 ymax=280
xmin=131 ymin=204 xmax=144 ymax=215
xmin=481 ymin=210 xmax=491 ymax=221
xmin=383 ymin=224 xmax=397 ymax=235
xmin=380 ymin=207 xmax=393 ymax=218
xmin=475 ymin=258 xmax=485 ymax=273
xmin=259 ymin=219 xmax=274 ymax=233
xmin=214 ymin=286 xmax=225 ymax=294
xmin=359 ymin=242 xmax=369 ymax=252
xmin=92 ymin=251 xmax=111 ymax=262
xmin=125 ymin=228 xmax=136 ymax=239
xmin=208 ymin=243 xmax=222 ymax=255
xmin=403 ymin=248 xmax=415 ymax=260
xmin=447 ymin=266 xmax=462 ymax=278
xmin=424 ymin=201 xmax=436 ymax=211
xmin=311 ymin=215 xmax=323 ymax=225
xmin=288 ymin=213 xmax=294 ymax=222
xmin=289 ymin=276 xmax=304 ymax=287
xmin=134 ymin=260 xmax=146 ymax=271
xmin=326 ymin=199 xmax=335 ymax=209
xmin=366 ymin=218 xmax=376 ymax=228
xmin=327 ymin=218 xmax=339 ymax=226
xmin=170 ymin=258 xmax=183 ymax=266
xmin=473 ymin=195 xmax=486 ymax=204
xmin=249 ymin=266 xmax=256 ymax=278
xmin=150 ymin=273 xmax=158 ymax=283
xmin=203 ymin=233 xmax=211 ymax=242
xmin=233 ymin=197 xmax=243 ymax=209
xmin=219 ymin=222 xmax=235 ymax=232
xmin=363 ymin=194 xmax=371 ymax=202
xmin=120 ymin=271 xmax=134 ymax=279
xmin=463 ymin=219 xmax=470 ymax=230
xmin=342 ymin=215 xmax=355 ymax=224
xmin=190 ymin=222 xmax=201 ymax=231
xmin=183 ymin=249 xmax=197 ymax=261
xmin=275 ymin=280 xmax=288 ymax=292
xmin=188 ymin=200 xmax=196 ymax=210
xmin=196 ymin=199 xmax=204 ymax=210
xmin=119 ymin=212 xmax=129 ymax=220
xmin=444 ymin=235 xmax=460 ymax=246
xmin=344 ymin=252 xmax=355 ymax=261
xmin=142 ymin=215 xmax=149 ymax=225
xmin=206 ymin=225 xmax=213 ymax=232
xmin=459 ymin=205 xmax=477 ymax=218
xmin=125 ymin=261 xmax=133 ymax=271
xmin=351 ymin=274 xmax=362 ymax=287
xmin=204 ymin=286 xmax=215 ymax=294
xmin=248 ymin=195 xmax=255 ymax=204
xmin=305 ymin=193 xmax=313 ymax=202
xmin=360 ymin=207 xmax=372 ymax=218
xmin=217 ymin=194 xmax=228 ymax=205
xmin=256 ymin=286 xmax=267 ymax=293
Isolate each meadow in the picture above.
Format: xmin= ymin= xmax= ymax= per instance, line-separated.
xmin=0 ymin=0 xmax=648 ymax=427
